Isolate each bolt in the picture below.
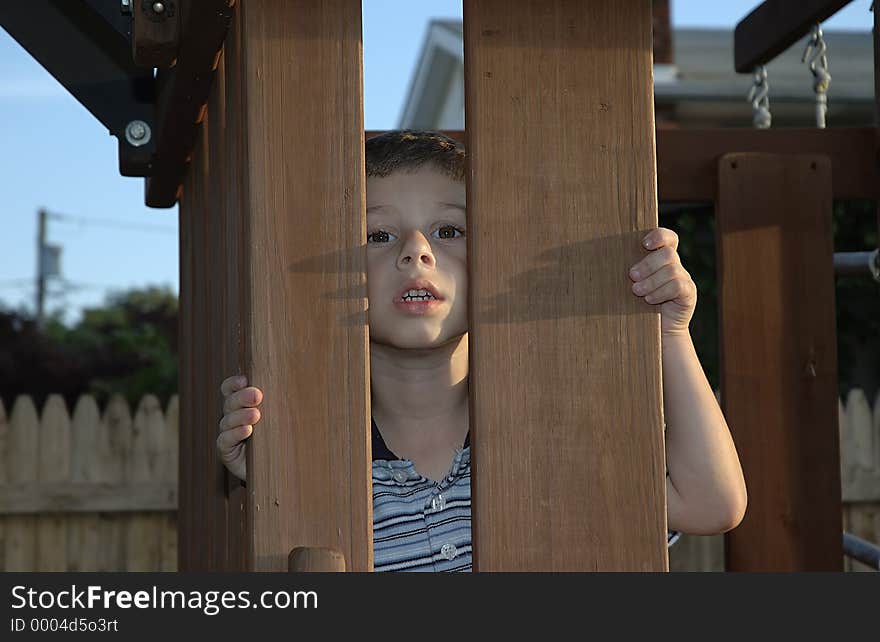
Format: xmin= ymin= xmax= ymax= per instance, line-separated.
xmin=152 ymin=1 xmax=165 ymax=13
xmin=120 ymin=0 xmax=131 ymax=14
xmin=128 ymin=122 xmax=146 ymax=140
xmin=124 ymin=120 xmax=151 ymax=147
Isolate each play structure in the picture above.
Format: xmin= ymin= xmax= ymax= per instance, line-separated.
xmin=2 ymin=0 xmax=878 ymax=571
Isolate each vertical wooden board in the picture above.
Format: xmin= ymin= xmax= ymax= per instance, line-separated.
xmin=67 ymin=395 xmax=102 ymax=571
xmin=463 ymin=0 xmax=667 ymax=570
xmin=237 ymin=0 xmax=371 ymax=571
xmin=0 ymin=398 xmax=6 ymax=569
xmin=4 ymin=396 xmax=39 ymax=570
xmin=220 ymin=18 xmax=249 ymax=572
xmin=189 ymin=110 xmax=210 ymax=570
xmin=125 ymin=395 xmax=164 ymax=571
xmin=717 ymin=153 xmax=842 ymax=571
xmin=98 ymin=395 xmax=131 ymax=571
xmin=160 ymin=395 xmax=179 ymax=571
xmin=36 ymin=395 xmax=70 ymax=571
xmin=205 ymin=58 xmax=231 ymax=571
xmin=178 ymin=150 xmax=195 ymax=571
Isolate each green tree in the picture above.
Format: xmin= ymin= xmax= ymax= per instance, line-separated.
xmin=0 ymin=285 xmax=178 ymax=412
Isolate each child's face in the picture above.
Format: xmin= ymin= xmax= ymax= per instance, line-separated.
xmin=365 ymin=165 xmax=467 ymax=350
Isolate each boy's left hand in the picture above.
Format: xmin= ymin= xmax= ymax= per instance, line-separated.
xmin=629 ymin=227 xmax=696 ymax=337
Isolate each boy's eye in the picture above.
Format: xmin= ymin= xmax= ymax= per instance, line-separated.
xmin=434 ymin=225 xmax=465 ymax=240
xmin=367 ymin=229 xmax=395 ymax=244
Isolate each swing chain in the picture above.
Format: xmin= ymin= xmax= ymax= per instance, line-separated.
xmin=802 ymin=23 xmax=831 ymax=128
xmin=747 ymin=65 xmax=771 ymax=129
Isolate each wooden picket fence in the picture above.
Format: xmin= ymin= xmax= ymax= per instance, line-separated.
xmin=0 ymin=394 xmax=177 ymax=571
xmin=0 ymin=388 xmax=877 ymax=571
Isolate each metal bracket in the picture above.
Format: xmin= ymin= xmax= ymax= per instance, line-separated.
xmin=0 ymin=1 xmax=156 ymax=176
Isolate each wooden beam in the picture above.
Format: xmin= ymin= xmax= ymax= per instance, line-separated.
xmin=0 ymin=483 xmax=176 ymax=514
xmin=874 ymin=4 xmax=880 ymax=255
xmin=717 ymin=153 xmax=842 ymax=571
xmin=656 ymin=128 xmax=876 ymax=202
xmin=145 ymin=0 xmax=233 ymax=207
xmin=371 ymin=129 xmax=877 ymax=202
xmin=734 ymin=0 xmax=854 ymax=72
xmin=131 ymin=0 xmax=180 ymax=67
xmin=177 ymin=0 xmax=372 ymax=572
xmin=464 ymin=0 xmax=668 ymax=570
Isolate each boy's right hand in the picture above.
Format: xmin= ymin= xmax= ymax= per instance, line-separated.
xmin=217 ymin=375 xmax=263 ymax=482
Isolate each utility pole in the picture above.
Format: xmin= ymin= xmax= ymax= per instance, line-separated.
xmin=36 ymin=208 xmax=46 ymax=331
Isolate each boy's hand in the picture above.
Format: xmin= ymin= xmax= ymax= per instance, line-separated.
xmin=216 ymin=375 xmax=263 ymax=482
xmin=628 ymin=227 xmax=697 ymax=337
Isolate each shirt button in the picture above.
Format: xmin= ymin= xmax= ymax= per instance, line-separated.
xmin=392 ymin=469 xmax=408 ymax=484
xmin=430 ymin=494 xmax=445 ymax=512
xmin=440 ymin=543 xmax=458 ymax=560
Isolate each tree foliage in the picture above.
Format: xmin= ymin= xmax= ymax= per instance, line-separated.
xmin=0 ymin=286 xmax=178 ymax=413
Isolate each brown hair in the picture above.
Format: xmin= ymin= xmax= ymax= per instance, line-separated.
xmin=365 ymin=130 xmax=465 ymax=182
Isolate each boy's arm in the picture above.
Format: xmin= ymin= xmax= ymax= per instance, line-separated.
xmin=662 ymin=332 xmax=747 ymax=535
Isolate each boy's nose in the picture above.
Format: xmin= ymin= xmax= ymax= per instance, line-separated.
xmin=398 ymin=233 xmax=435 ymax=268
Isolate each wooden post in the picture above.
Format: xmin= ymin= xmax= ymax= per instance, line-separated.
xmin=463 ymin=0 xmax=668 ymax=570
xmin=717 ymin=153 xmax=842 ymax=571
xmin=131 ymin=0 xmax=180 ymax=67
xmin=177 ymin=0 xmax=371 ymax=571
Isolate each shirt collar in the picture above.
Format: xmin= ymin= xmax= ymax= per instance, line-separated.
xmin=371 ymin=416 xmax=470 ymax=461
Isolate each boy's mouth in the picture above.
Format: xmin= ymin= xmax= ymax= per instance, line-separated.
xmin=395 ymin=280 xmax=443 ymax=302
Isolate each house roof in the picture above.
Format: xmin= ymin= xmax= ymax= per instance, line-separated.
xmin=399 ymin=21 xmax=874 ymax=130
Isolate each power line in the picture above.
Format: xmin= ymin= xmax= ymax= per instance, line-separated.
xmin=48 ymin=212 xmax=177 ymax=235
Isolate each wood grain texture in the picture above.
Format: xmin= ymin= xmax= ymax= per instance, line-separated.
xmin=36 ymin=395 xmax=69 ymax=571
xmin=463 ymin=0 xmax=668 ymax=570
xmin=220 ymin=19 xmax=249 ymax=572
xmin=237 ymin=0 xmax=370 ymax=572
xmin=176 ymin=0 xmax=372 ymax=571
xmin=717 ymin=153 xmax=842 ymax=571
xmin=372 ymin=129 xmax=877 ymax=202
xmin=4 ymin=397 xmax=38 ymax=571
xmin=131 ymin=0 xmax=180 ymax=67
xmin=655 ymin=128 xmax=876 ymax=202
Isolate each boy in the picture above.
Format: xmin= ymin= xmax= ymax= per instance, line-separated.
xmin=216 ymin=130 xmax=747 ymax=571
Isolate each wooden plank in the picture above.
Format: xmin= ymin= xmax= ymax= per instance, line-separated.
xmin=125 ymin=395 xmax=165 ymax=571
xmin=371 ymin=129 xmax=878 ymax=202
xmin=66 ymin=395 xmax=102 ymax=570
xmin=131 ymin=0 xmax=180 ymax=67
xmin=3 ymin=397 xmax=39 ymax=570
xmin=177 ymin=133 xmax=195 ymax=570
xmin=717 ymin=153 xmax=842 ymax=571
xmin=463 ymin=0 xmax=667 ymax=570
xmin=656 ymin=128 xmax=876 ymax=202
xmin=36 ymin=395 xmax=69 ymax=571
xmin=220 ymin=19 xmax=249 ymax=572
xmin=0 ymin=483 xmax=176 ymax=515
xmin=145 ymin=0 xmax=233 ymax=207
xmin=874 ymin=5 xmax=880 ymax=257
xmin=98 ymin=395 xmax=132 ymax=571
xmin=0 ymin=398 xmax=7 ymax=569
xmin=734 ymin=0 xmax=854 ymax=72
xmin=160 ymin=396 xmax=179 ymax=570
xmin=229 ymin=0 xmax=371 ymax=572
xmin=189 ymin=114 xmax=210 ymax=570
xmin=203 ymin=66 xmax=230 ymax=572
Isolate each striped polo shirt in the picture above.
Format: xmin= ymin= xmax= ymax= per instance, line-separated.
xmin=370 ymin=417 xmax=680 ymax=572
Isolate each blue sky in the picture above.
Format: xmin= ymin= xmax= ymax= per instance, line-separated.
xmin=0 ymin=0 xmax=873 ymax=326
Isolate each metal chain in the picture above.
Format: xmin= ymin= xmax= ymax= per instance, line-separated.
xmin=802 ymin=23 xmax=831 ymax=128
xmin=747 ymin=65 xmax=771 ymax=129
